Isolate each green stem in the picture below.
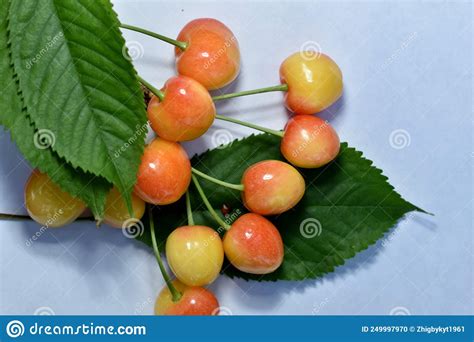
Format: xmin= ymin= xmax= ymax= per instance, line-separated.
xmin=138 ymin=76 xmax=165 ymax=101
xmin=212 ymin=83 xmax=288 ymax=101
xmin=192 ymin=168 xmax=244 ymax=191
xmin=191 ymin=175 xmax=231 ymax=230
xmin=215 ymin=114 xmax=284 ymax=138
xmin=148 ymin=206 xmax=182 ymax=302
xmin=120 ymin=23 xmax=188 ymax=51
xmin=185 ymin=191 xmax=195 ymax=226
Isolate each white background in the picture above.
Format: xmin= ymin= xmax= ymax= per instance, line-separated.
xmin=0 ymin=0 xmax=472 ymax=315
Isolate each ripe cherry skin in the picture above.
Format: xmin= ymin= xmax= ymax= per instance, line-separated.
xmin=241 ymin=160 xmax=305 ymax=215
xmin=147 ymin=76 xmax=216 ymax=142
xmin=175 ymin=18 xmax=240 ymax=90
xmin=155 ymin=280 xmax=220 ymax=315
xmin=166 ymin=225 xmax=224 ymax=286
xmin=281 ymin=115 xmax=340 ymax=168
xmin=280 ymin=52 xmax=343 ymax=115
xmin=103 ymin=187 xmax=145 ymax=228
xmin=135 ymin=138 xmax=191 ymax=205
xmin=25 ymin=170 xmax=85 ymax=227
xmin=223 ymin=213 xmax=284 ymax=274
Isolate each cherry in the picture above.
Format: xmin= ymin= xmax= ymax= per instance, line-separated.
xmin=281 ymin=115 xmax=340 ymax=168
xmin=191 ymin=176 xmax=284 ymax=275
xmin=223 ymin=213 xmax=284 ymax=274
xmin=146 ymin=76 xmax=216 ymax=142
xmin=103 ymin=187 xmax=145 ymax=228
xmin=192 ymin=160 xmax=305 ymax=215
xmin=25 ymin=170 xmax=85 ymax=227
xmin=166 ymin=225 xmax=224 ymax=286
xmin=175 ymin=18 xmax=240 ymax=90
xmin=155 ymin=279 xmax=219 ymax=315
xmin=280 ymin=52 xmax=343 ymax=114
xmin=214 ymin=114 xmax=340 ymax=168
xmin=148 ymin=205 xmax=220 ymax=316
xmin=241 ymin=160 xmax=305 ymax=215
xmin=212 ymin=51 xmax=342 ymax=115
xmin=135 ymin=138 xmax=191 ymax=205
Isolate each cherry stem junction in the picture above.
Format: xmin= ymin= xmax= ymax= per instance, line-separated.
xmin=215 ymin=114 xmax=284 ymax=138
xmin=191 ymin=168 xmax=244 ymax=191
xmin=120 ymin=23 xmax=188 ymax=51
xmin=185 ymin=191 xmax=195 ymax=226
xmin=138 ymin=76 xmax=165 ymax=101
xmin=212 ymin=83 xmax=288 ymax=101
xmin=191 ymin=175 xmax=231 ymax=231
xmin=148 ymin=205 xmax=182 ymax=302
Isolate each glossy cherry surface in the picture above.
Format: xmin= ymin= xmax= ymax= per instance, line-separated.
xmin=223 ymin=213 xmax=284 ymax=274
xmin=281 ymin=115 xmax=340 ymax=168
xmin=241 ymin=160 xmax=305 ymax=215
xmin=175 ymin=18 xmax=240 ymax=90
xmin=166 ymin=225 xmax=224 ymax=286
xmin=135 ymin=138 xmax=191 ymax=205
xmin=25 ymin=170 xmax=85 ymax=227
xmin=147 ymin=76 xmax=216 ymax=142
xmin=280 ymin=52 xmax=343 ymax=115
xmin=154 ymin=280 xmax=220 ymax=315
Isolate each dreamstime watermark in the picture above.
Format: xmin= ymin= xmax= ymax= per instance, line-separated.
xmin=34 ymin=307 xmax=55 ymax=316
xmin=6 ymin=320 xmax=24 ymax=338
xmin=122 ymin=41 xmax=144 ymax=61
xmin=300 ymin=40 xmax=322 ymax=61
xmin=389 ymin=129 xmax=411 ymax=149
xmin=25 ymin=32 xmax=64 ymax=70
xmin=203 ymin=36 xmax=237 ymax=70
xmin=311 ymin=297 xmax=330 ymax=315
xmin=122 ymin=218 xmax=144 ymax=239
xmin=389 ymin=306 xmax=411 ymax=315
xmin=291 ymin=120 xmax=330 ymax=158
xmin=211 ymin=129 xmax=234 ymax=149
xmin=134 ymin=298 xmax=152 ymax=315
xmin=25 ymin=209 xmax=64 ymax=247
xmin=379 ymin=31 xmax=418 ymax=72
xmin=114 ymin=122 xmax=149 ymax=159
xmin=299 ymin=218 xmax=322 ymax=238
xmin=33 ymin=129 xmax=56 ymax=149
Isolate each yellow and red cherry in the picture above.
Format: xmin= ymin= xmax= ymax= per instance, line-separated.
xmin=24 ymin=169 xmax=85 ymax=227
xmin=241 ymin=160 xmax=305 ymax=215
xmin=147 ymin=76 xmax=216 ymax=142
xmin=281 ymin=115 xmax=340 ymax=168
xmin=154 ymin=280 xmax=219 ymax=315
xmin=166 ymin=225 xmax=224 ymax=286
xmin=103 ymin=187 xmax=145 ymax=228
xmin=175 ymin=18 xmax=240 ymax=90
xmin=223 ymin=213 xmax=284 ymax=274
xmin=135 ymin=138 xmax=191 ymax=205
xmin=280 ymin=52 xmax=343 ymax=115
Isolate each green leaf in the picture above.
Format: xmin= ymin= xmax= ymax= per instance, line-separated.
xmin=0 ymin=0 xmax=110 ymax=219
xmin=7 ymin=0 xmax=147 ymax=211
xmin=138 ymin=134 xmax=426 ymax=281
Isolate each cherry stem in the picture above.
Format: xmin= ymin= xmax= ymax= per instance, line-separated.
xmin=148 ymin=205 xmax=182 ymax=302
xmin=192 ymin=167 xmax=244 ymax=191
xmin=138 ymin=76 xmax=165 ymax=101
xmin=212 ymin=83 xmax=288 ymax=101
xmin=120 ymin=23 xmax=188 ymax=51
xmin=191 ymin=175 xmax=231 ymax=231
xmin=185 ymin=191 xmax=195 ymax=226
xmin=215 ymin=114 xmax=284 ymax=138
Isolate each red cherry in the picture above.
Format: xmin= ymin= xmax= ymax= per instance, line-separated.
xmin=223 ymin=213 xmax=284 ymax=274
xmin=147 ymin=76 xmax=215 ymax=142
xmin=175 ymin=18 xmax=240 ymax=90
xmin=135 ymin=138 xmax=191 ymax=205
